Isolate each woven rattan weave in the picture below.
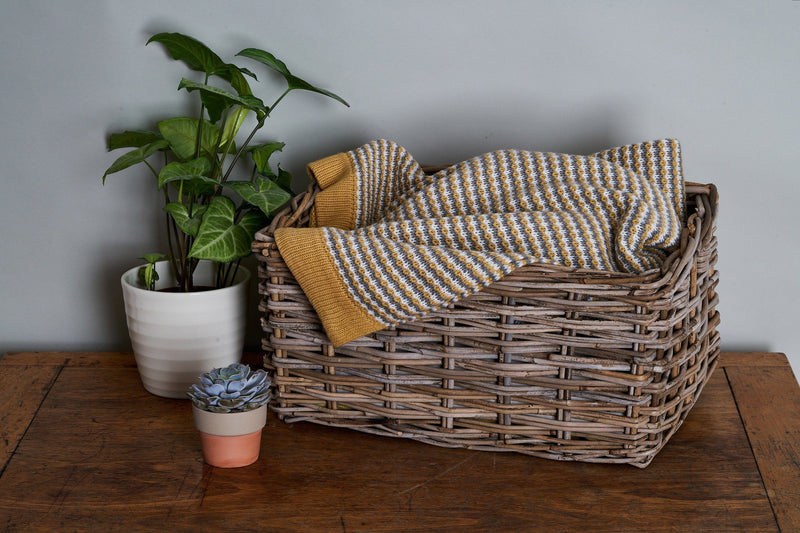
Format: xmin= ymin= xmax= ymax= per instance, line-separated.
xmin=253 ymin=181 xmax=719 ymax=467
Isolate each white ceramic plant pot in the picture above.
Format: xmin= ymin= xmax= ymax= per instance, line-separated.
xmin=192 ymin=404 xmax=268 ymax=468
xmin=121 ymin=260 xmax=250 ymax=399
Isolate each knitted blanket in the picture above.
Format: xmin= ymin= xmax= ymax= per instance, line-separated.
xmin=274 ymin=139 xmax=684 ymax=346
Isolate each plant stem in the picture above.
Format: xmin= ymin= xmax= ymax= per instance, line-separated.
xmin=220 ymin=117 xmax=264 ymax=184
xmin=144 ymin=160 xmax=159 ymax=179
xmin=165 ymin=215 xmax=179 ymax=281
xmin=224 ymin=259 xmax=241 ymax=288
xmin=211 ymin=108 xmax=231 ymax=188
xmin=269 ymin=88 xmax=291 ymax=114
xmin=176 ymin=222 xmax=189 ymax=291
xmin=194 ymin=74 xmax=209 ymax=159
xmin=161 ymin=185 xmax=183 ymax=288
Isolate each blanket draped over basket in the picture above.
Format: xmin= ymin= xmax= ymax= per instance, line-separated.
xmin=274 ymin=139 xmax=685 ymax=347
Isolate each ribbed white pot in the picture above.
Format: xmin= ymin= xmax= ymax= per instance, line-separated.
xmin=121 ymin=260 xmax=250 ymax=399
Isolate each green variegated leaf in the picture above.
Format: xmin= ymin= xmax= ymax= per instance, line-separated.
xmin=239 ymin=210 xmax=266 ymax=239
xmin=236 ymin=48 xmax=349 ymax=107
xmin=102 ymin=139 xmax=169 ymax=183
xmin=157 ymin=117 xmax=220 ymax=161
xmin=189 ymin=197 xmax=257 ymax=262
xmin=185 ymin=179 xmax=218 ymax=197
xmin=247 ymin=142 xmax=285 ymax=175
xmin=225 ymin=176 xmax=292 ymax=217
xmin=164 ymin=202 xmax=207 ymax=237
xmin=108 ymin=130 xmax=163 ymax=150
xmin=157 ymin=157 xmax=213 ymax=189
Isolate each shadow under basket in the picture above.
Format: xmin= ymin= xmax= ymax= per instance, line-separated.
xmin=253 ymin=182 xmax=720 ymax=468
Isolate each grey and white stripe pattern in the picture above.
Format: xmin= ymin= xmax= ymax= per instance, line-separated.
xmin=320 ymin=139 xmax=684 ymax=326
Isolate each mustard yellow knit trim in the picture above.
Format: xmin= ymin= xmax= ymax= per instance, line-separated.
xmin=307 ymin=152 xmax=357 ymax=230
xmin=274 ymin=227 xmax=386 ymax=346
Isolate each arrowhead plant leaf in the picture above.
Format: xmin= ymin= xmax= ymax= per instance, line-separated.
xmin=157 ymin=117 xmax=220 ymax=161
xmin=164 ymin=203 xmax=207 ymax=237
xmin=140 ymin=253 xmax=168 ymax=264
xmin=108 ymin=130 xmax=163 ymax=150
xmin=178 ymin=79 xmax=267 ymax=123
xmin=137 ymin=253 xmax=167 ymax=290
xmin=239 ymin=210 xmax=267 ymax=240
xmin=276 ymin=166 xmax=292 ymax=190
xmin=225 ymin=176 xmax=292 ymax=217
xmin=148 ymin=34 xmax=257 ymax=97
xmin=157 ymin=158 xmax=213 ymax=189
xmin=147 ymin=33 xmax=225 ymax=76
xmin=219 ymin=107 xmax=249 ymax=149
xmin=248 ymin=142 xmax=285 ymax=175
xmin=102 ymin=139 xmax=169 ymax=183
xmin=189 ymin=197 xmax=261 ymax=262
xmin=284 ymin=73 xmax=350 ymax=107
xmin=215 ymin=62 xmax=257 ymax=97
xmin=236 ymin=48 xmax=349 ymax=107
xmin=236 ymin=48 xmax=291 ymax=76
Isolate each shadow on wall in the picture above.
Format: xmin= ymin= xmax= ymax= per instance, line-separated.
xmin=258 ymin=89 xmax=640 ymax=186
xmin=364 ymin=93 xmax=634 ymax=167
xmin=91 ymin=244 xmax=146 ymax=352
xmin=721 ymin=342 xmax=775 ymax=355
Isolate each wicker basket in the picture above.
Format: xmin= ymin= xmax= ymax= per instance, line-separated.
xmin=252 ymin=180 xmax=719 ymax=468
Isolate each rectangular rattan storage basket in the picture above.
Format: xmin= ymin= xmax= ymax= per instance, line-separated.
xmin=252 ymin=181 xmax=719 ymax=468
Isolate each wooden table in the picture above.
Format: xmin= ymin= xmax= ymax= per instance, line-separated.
xmin=0 ymin=352 xmax=798 ymax=532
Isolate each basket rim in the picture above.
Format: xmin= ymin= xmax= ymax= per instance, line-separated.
xmin=255 ymin=181 xmax=717 ymax=300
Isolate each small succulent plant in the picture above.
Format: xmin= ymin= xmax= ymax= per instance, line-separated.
xmin=188 ymin=363 xmax=272 ymax=413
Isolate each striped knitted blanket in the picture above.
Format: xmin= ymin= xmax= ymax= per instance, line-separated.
xmin=274 ymin=139 xmax=684 ymax=346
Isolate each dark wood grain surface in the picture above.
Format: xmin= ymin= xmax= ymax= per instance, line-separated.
xmin=0 ymin=352 xmax=797 ymax=532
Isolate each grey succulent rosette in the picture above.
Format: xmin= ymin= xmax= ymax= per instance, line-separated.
xmin=188 ymin=363 xmax=272 ymax=413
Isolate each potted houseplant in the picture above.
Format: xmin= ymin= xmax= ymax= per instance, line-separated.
xmin=188 ymin=363 xmax=272 ymax=468
xmin=102 ymin=32 xmax=348 ymax=398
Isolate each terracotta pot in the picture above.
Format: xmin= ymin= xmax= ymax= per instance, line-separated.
xmin=120 ymin=260 xmax=250 ymax=398
xmin=192 ymin=404 xmax=267 ymax=468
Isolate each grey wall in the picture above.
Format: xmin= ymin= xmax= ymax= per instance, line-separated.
xmin=1 ymin=1 xmax=798 ymax=376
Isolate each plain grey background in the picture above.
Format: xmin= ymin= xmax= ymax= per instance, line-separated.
xmin=1 ymin=1 xmax=798 ymax=376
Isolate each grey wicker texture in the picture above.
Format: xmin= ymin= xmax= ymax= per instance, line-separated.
xmin=253 ymin=180 xmax=720 ymax=468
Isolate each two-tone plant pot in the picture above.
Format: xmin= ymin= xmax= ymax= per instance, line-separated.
xmin=192 ymin=404 xmax=268 ymax=468
xmin=120 ymin=260 xmax=250 ymax=399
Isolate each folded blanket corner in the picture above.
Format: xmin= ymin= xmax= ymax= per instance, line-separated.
xmin=273 ymin=226 xmax=386 ymax=346
xmin=306 ymin=151 xmax=358 ymax=230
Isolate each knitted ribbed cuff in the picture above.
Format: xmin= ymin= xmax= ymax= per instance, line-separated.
xmin=306 ymin=152 xmax=357 ymax=230
xmin=274 ymin=227 xmax=387 ymax=347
